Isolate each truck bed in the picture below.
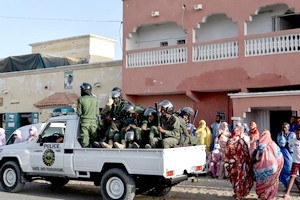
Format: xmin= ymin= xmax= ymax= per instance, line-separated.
xmin=72 ymin=145 xmax=206 ymax=178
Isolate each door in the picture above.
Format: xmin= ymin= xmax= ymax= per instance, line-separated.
xmin=4 ymin=113 xmax=21 ymax=138
xmin=270 ymin=110 xmax=292 ymax=142
xmin=29 ymin=121 xmax=66 ymax=174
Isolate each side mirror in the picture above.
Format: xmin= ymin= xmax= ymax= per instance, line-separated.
xmin=38 ymin=135 xmax=43 ymax=146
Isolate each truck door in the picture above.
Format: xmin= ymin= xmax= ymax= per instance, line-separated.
xmin=30 ymin=121 xmax=66 ymax=174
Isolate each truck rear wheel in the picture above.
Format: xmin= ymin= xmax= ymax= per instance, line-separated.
xmin=0 ymin=161 xmax=25 ymax=193
xmin=148 ymin=186 xmax=172 ymax=197
xmin=100 ymin=168 xmax=136 ymax=200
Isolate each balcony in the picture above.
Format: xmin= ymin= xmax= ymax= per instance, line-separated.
xmin=126 ymin=46 xmax=187 ymax=68
xmin=193 ymin=39 xmax=238 ymax=62
xmin=245 ymin=30 xmax=300 ymax=57
xmin=126 ymin=30 xmax=300 ymax=68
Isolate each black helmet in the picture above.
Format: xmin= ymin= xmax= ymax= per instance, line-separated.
xmin=111 ymin=91 xmax=121 ymax=99
xmin=179 ymin=107 xmax=194 ymax=116
xmin=80 ymin=82 xmax=92 ymax=91
xmin=111 ymin=87 xmax=122 ymax=93
xmin=143 ymin=107 xmax=157 ymax=117
xmin=158 ymin=100 xmax=174 ymax=114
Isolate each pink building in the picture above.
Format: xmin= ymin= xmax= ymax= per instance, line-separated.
xmin=122 ymin=0 xmax=300 ymax=138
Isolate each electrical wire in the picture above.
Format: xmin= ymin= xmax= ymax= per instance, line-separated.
xmin=0 ymin=15 xmax=122 ymax=23
xmin=119 ymin=22 xmax=123 ymax=57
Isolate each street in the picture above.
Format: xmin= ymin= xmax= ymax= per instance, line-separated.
xmin=0 ymin=176 xmax=298 ymax=200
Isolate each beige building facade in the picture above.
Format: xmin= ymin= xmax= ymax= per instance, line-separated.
xmin=0 ymin=34 xmax=121 ymax=137
xmin=30 ymin=34 xmax=117 ymax=63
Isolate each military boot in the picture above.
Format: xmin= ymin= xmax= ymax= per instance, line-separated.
xmin=108 ymin=139 xmax=113 ymax=148
xmin=114 ymin=140 xmax=126 ymax=149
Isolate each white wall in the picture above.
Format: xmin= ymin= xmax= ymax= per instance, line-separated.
xmin=246 ymin=4 xmax=288 ymax=35
xmin=126 ymin=22 xmax=187 ymax=50
xmin=195 ymin=14 xmax=238 ymax=42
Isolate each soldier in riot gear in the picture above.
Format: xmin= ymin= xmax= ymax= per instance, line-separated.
xmin=77 ymin=82 xmax=100 ymax=148
xmin=113 ymin=105 xmax=144 ymax=149
xmin=155 ymin=100 xmax=181 ymax=148
xmin=178 ymin=107 xmax=199 ymax=146
xmin=142 ymin=107 xmax=158 ymax=148
xmin=94 ymin=90 xmax=128 ymax=148
xmin=100 ymin=87 xmax=123 ymax=116
xmin=114 ymin=104 xmax=134 ymax=149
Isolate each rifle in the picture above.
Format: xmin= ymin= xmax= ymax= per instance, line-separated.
xmin=192 ymin=110 xmax=198 ymax=126
xmin=191 ymin=110 xmax=198 ymax=136
xmin=154 ymin=102 xmax=162 ymax=140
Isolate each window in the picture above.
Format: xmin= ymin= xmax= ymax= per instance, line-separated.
xmin=40 ymin=122 xmax=66 ymax=143
xmin=160 ymin=41 xmax=168 ymax=47
xmin=273 ymin=13 xmax=300 ymax=31
xmin=177 ymin=39 xmax=186 ymax=45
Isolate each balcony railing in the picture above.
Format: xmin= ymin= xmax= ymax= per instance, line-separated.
xmin=193 ymin=41 xmax=238 ymax=62
xmin=245 ymin=33 xmax=300 ymax=56
xmin=126 ymin=31 xmax=300 ymax=68
xmin=126 ymin=47 xmax=187 ymax=68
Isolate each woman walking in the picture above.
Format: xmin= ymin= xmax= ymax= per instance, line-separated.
xmin=224 ymin=127 xmax=253 ymax=200
xmin=253 ymin=129 xmax=284 ymax=200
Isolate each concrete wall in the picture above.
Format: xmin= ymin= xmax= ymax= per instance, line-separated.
xmin=30 ymin=34 xmax=117 ymax=63
xmin=0 ymin=60 xmax=122 ymax=122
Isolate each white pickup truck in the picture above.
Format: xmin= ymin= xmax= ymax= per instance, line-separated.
xmin=0 ymin=114 xmax=206 ymax=199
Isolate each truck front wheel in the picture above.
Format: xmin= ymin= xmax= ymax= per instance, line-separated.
xmin=100 ymin=168 xmax=136 ymax=200
xmin=0 ymin=161 xmax=25 ymax=193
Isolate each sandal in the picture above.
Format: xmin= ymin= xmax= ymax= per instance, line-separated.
xmin=283 ymin=194 xmax=290 ymax=200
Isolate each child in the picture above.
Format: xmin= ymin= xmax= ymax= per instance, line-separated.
xmin=209 ymin=143 xmax=223 ymax=178
xmin=284 ymin=127 xmax=300 ymax=199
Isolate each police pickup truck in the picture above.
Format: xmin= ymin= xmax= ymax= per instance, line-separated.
xmin=0 ymin=114 xmax=206 ymax=200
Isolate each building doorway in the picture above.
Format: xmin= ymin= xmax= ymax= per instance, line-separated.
xmin=269 ymin=110 xmax=293 ymax=142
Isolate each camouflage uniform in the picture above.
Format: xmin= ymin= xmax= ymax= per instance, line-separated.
xmin=160 ymin=115 xmax=181 ymax=148
xmin=178 ymin=116 xmax=199 ymax=146
xmin=106 ymin=100 xmax=128 ymax=141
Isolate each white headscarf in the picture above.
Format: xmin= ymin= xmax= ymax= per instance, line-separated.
xmin=212 ymin=143 xmax=221 ymax=153
xmin=13 ymin=130 xmax=22 ymax=143
xmin=29 ymin=126 xmax=38 ymax=136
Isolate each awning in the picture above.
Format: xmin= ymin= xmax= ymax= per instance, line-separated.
xmin=34 ymin=92 xmax=79 ymax=108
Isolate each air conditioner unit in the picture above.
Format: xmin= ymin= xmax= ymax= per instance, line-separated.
xmin=151 ymin=11 xmax=159 ymax=17
xmin=194 ymin=4 xmax=203 ymax=10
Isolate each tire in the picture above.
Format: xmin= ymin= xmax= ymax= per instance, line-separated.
xmin=0 ymin=161 xmax=25 ymax=193
xmin=148 ymin=186 xmax=172 ymax=197
xmin=48 ymin=177 xmax=69 ymax=187
xmin=100 ymin=168 xmax=136 ymax=200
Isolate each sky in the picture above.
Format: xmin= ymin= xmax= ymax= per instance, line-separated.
xmin=0 ymin=0 xmax=123 ymax=60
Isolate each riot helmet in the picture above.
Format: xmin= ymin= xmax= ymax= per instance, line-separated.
xmin=80 ymin=82 xmax=92 ymax=96
xmin=111 ymin=91 xmax=121 ymax=99
xmin=80 ymin=82 xmax=92 ymax=91
xmin=158 ymin=100 xmax=174 ymax=114
xmin=179 ymin=107 xmax=194 ymax=117
xmin=111 ymin=87 xmax=122 ymax=93
xmin=125 ymin=130 xmax=134 ymax=142
xmin=143 ymin=107 xmax=157 ymax=117
xmin=122 ymin=104 xmax=135 ymax=114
